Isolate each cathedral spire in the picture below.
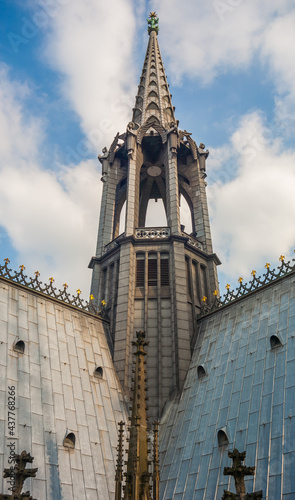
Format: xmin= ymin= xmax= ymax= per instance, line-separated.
xmin=124 ymin=331 xmax=151 ymax=499
xmin=114 ymin=331 xmax=160 ymax=500
xmin=131 ymin=13 xmax=176 ymax=129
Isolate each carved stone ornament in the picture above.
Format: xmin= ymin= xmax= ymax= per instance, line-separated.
xmin=1 ymin=450 xmax=38 ymax=500
xmin=222 ymin=449 xmax=262 ymax=499
xmin=197 ymin=142 xmax=209 ymax=176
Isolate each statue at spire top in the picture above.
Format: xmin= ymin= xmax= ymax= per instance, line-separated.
xmin=147 ymin=12 xmax=159 ymax=34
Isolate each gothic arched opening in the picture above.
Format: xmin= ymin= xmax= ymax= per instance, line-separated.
xmin=145 ymin=198 xmax=167 ymax=227
xmin=119 ymin=200 xmax=126 ymax=235
xmin=179 ymin=194 xmax=193 ymax=234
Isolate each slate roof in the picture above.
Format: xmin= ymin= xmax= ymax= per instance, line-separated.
xmin=159 ymin=273 xmax=295 ymax=499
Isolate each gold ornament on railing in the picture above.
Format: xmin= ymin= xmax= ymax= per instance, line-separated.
xmin=0 ymin=259 xmax=103 ymax=316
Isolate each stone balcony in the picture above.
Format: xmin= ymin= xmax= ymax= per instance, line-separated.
xmin=103 ymin=227 xmax=204 ymax=253
xmin=135 ymin=227 xmax=171 ymax=239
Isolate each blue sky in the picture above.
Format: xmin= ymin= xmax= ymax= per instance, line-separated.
xmin=0 ymin=0 xmax=295 ymax=299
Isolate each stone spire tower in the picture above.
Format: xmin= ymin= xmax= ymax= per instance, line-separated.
xmin=89 ymin=13 xmax=220 ymax=420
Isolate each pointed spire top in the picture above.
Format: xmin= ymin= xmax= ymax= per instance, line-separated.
xmin=130 ymin=14 xmax=176 ymax=130
xmin=147 ymin=12 xmax=159 ymax=35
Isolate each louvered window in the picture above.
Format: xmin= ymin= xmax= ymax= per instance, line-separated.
xmin=148 ymin=254 xmax=157 ymax=286
xmin=186 ymin=257 xmax=192 ymax=298
xmin=108 ymin=263 xmax=114 ymax=303
xmin=200 ymin=265 xmax=208 ymax=298
xmin=160 ymin=254 xmax=169 ymax=286
xmin=136 ymin=254 xmax=145 ymax=287
xmin=100 ymin=268 xmax=107 ymax=299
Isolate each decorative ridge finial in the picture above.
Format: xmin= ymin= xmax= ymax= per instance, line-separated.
xmin=147 ymin=12 xmax=159 ymax=34
xmin=115 ymin=421 xmax=125 ymax=500
xmin=222 ymin=448 xmax=262 ymax=499
xmin=115 ymin=330 xmax=159 ymax=499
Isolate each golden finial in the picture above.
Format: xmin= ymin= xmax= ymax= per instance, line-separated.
xmin=226 ymin=284 xmax=231 ymax=290
xmin=238 ymin=277 xmax=243 ymax=283
xmin=101 ymin=299 xmax=106 ymax=306
xmin=63 ymin=283 xmax=68 ymax=289
xmin=4 ymin=258 xmax=10 ymax=264
xmin=265 ymin=262 xmax=270 ymax=269
xmin=76 ymin=289 xmax=81 ymax=295
xmin=251 ymin=270 xmax=256 ymax=276
xmin=19 ymin=265 xmax=25 ymax=271
xmin=35 ymin=271 xmax=40 ymax=277
xmin=150 ymin=11 xmax=157 ymax=17
xmin=202 ymin=296 xmax=207 ymax=302
xmin=279 ymin=255 xmax=285 ymax=262
xmin=89 ymin=294 xmax=94 ymax=301
xmin=213 ymin=290 xmax=218 ymax=296
xmin=49 ymin=277 xmax=54 ymax=283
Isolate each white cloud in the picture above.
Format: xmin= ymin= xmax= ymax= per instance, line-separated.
xmin=0 ymin=64 xmax=43 ymax=162
xmin=208 ymin=112 xmax=295 ymax=281
xmin=150 ymin=0 xmax=291 ymax=82
xmin=40 ymin=0 xmax=138 ymax=147
xmin=0 ymin=64 xmax=102 ymax=297
xmin=150 ymin=0 xmax=295 ymax=133
xmin=261 ymin=10 xmax=295 ymax=134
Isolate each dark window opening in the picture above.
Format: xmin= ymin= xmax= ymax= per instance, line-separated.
xmin=13 ymin=340 xmax=25 ymax=354
xmin=197 ymin=365 xmax=206 ymax=379
xmin=108 ymin=264 xmax=114 ymax=304
xmin=217 ymin=430 xmax=229 ymax=450
xmin=200 ymin=265 xmax=208 ymax=298
xmin=100 ymin=268 xmax=107 ymax=301
xmin=63 ymin=432 xmax=76 ymax=449
xmin=186 ymin=257 xmax=192 ymax=299
xmin=270 ymin=335 xmax=282 ymax=349
xmin=94 ymin=366 xmax=103 ymax=379
xmin=148 ymin=254 xmax=157 ymax=286
xmin=136 ymin=255 xmax=145 ymax=287
xmin=160 ymin=255 xmax=169 ymax=286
